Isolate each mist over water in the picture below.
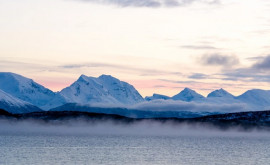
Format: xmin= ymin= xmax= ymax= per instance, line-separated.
xmin=1 ymin=119 xmax=270 ymax=165
xmin=0 ymin=119 xmax=270 ymax=137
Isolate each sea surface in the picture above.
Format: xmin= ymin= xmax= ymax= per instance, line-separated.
xmin=1 ymin=131 xmax=270 ymax=165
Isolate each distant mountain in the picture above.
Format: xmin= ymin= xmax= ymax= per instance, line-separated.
xmin=0 ymin=89 xmax=41 ymax=114
xmin=50 ymin=103 xmax=213 ymax=119
xmin=172 ymin=88 xmax=205 ymax=102
xmin=2 ymin=72 xmax=270 ymax=114
xmin=44 ymin=74 xmax=144 ymax=109
xmin=205 ymin=88 xmax=238 ymax=104
xmin=207 ymin=88 xmax=235 ymax=98
xmin=0 ymin=72 xmax=55 ymax=108
xmin=145 ymin=93 xmax=171 ymax=101
xmin=236 ymin=89 xmax=270 ymax=110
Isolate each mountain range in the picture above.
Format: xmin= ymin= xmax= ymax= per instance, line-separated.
xmin=1 ymin=72 xmax=270 ymax=116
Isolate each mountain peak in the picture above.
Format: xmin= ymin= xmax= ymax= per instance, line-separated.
xmin=207 ymin=88 xmax=234 ymax=98
xmin=77 ymin=74 xmax=89 ymax=81
xmin=145 ymin=93 xmax=171 ymax=101
xmin=236 ymin=89 xmax=270 ymax=108
xmin=48 ymin=74 xmax=144 ymax=109
xmin=237 ymin=89 xmax=270 ymax=98
xmin=0 ymin=72 xmax=31 ymax=82
xmin=79 ymin=74 xmax=87 ymax=78
xmin=172 ymin=88 xmax=204 ymax=102
xmin=98 ymin=74 xmax=119 ymax=82
xmin=183 ymin=87 xmax=193 ymax=92
xmin=0 ymin=72 xmax=19 ymax=76
xmin=99 ymin=74 xmax=113 ymax=78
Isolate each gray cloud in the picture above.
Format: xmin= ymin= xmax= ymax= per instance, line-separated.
xmin=252 ymin=55 xmax=270 ymax=71
xmin=199 ymin=53 xmax=239 ymax=67
xmin=158 ymin=79 xmax=196 ymax=84
xmin=222 ymin=71 xmax=270 ymax=82
xmin=221 ymin=55 xmax=270 ymax=82
xmin=78 ymin=0 xmax=220 ymax=8
xmin=153 ymin=85 xmax=167 ymax=88
xmin=188 ymin=73 xmax=208 ymax=79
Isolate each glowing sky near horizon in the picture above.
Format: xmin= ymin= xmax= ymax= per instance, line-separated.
xmin=0 ymin=0 xmax=270 ymax=97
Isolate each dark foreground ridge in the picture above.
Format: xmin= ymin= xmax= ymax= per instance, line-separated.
xmin=1 ymin=108 xmax=270 ymax=130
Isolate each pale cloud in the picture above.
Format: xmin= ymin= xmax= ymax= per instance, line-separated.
xmin=78 ymin=0 xmax=220 ymax=8
xmin=245 ymin=56 xmax=266 ymax=61
xmin=180 ymin=45 xmax=218 ymax=50
xmin=60 ymin=62 xmax=183 ymax=76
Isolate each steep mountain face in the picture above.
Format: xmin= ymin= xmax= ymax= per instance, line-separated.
xmin=145 ymin=94 xmax=171 ymax=101
xmin=44 ymin=74 xmax=144 ymax=109
xmin=0 ymin=72 xmax=55 ymax=108
xmin=0 ymin=89 xmax=41 ymax=114
xmin=207 ymin=88 xmax=235 ymax=98
xmin=97 ymin=75 xmax=144 ymax=104
xmin=172 ymin=88 xmax=205 ymax=102
xmin=236 ymin=89 xmax=270 ymax=110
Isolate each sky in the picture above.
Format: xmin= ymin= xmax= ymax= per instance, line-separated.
xmin=0 ymin=0 xmax=270 ymax=97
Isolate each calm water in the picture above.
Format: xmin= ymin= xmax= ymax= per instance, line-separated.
xmin=1 ymin=132 xmax=270 ymax=165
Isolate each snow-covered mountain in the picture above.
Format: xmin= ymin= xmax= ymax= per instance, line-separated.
xmin=205 ymin=88 xmax=270 ymax=110
xmin=145 ymin=93 xmax=171 ymax=101
xmin=0 ymin=89 xmax=41 ymax=114
xmin=205 ymin=88 xmax=240 ymax=104
xmin=172 ymin=88 xmax=205 ymax=102
xmin=207 ymin=88 xmax=235 ymax=98
xmin=236 ymin=89 xmax=270 ymax=110
xmin=2 ymin=71 xmax=270 ymax=114
xmin=44 ymin=74 xmax=144 ymax=109
xmin=0 ymin=72 xmax=55 ymax=108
